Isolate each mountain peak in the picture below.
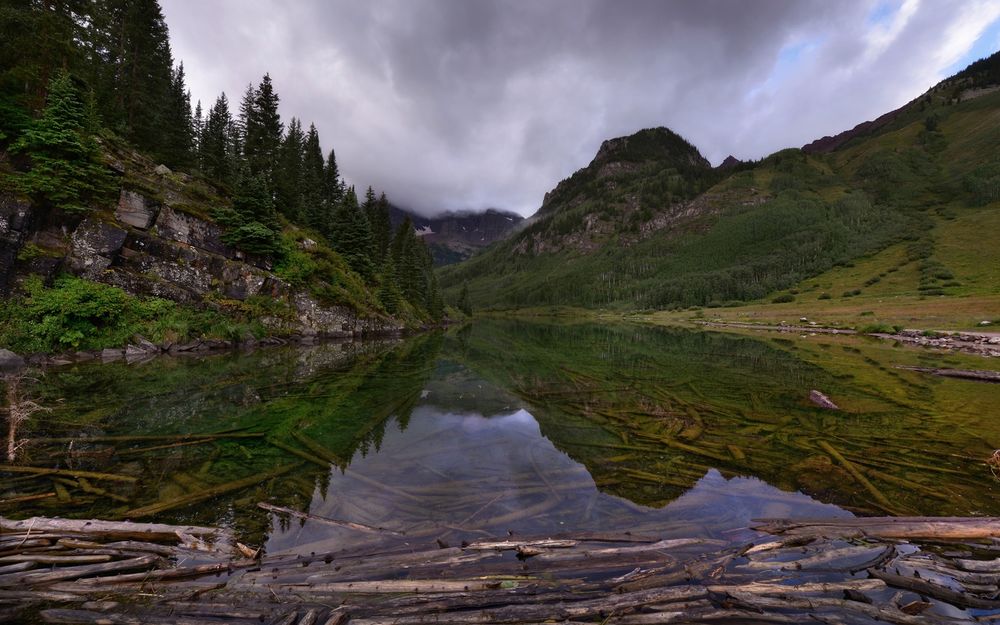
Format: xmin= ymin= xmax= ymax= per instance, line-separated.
xmin=591 ymin=127 xmax=710 ymax=169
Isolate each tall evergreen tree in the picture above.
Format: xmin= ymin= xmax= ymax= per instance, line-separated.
xmin=324 ymin=148 xmax=343 ymax=204
xmin=301 ymin=123 xmax=326 ymax=229
xmin=0 ymin=0 xmax=92 ymax=113
xmin=370 ymin=191 xmax=392 ymax=263
xmin=160 ymin=62 xmax=193 ymax=167
xmin=191 ymin=99 xmax=203 ymax=169
xmin=332 ymin=186 xmax=375 ymax=279
xmin=13 ymin=70 xmax=114 ymax=212
xmin=201 ymin=93 xmax=234 ymax=185
xmin=275 ymin=116 xmax=304 ymax=220
xmin=244 ymin=73 xmax=282 ymax=183
xmin=93 ymin=0 xmax=174 ymax=158
xmin=234 ymin=81 xmax=255 ymax=159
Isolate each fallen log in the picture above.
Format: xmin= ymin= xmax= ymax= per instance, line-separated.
xmin=0 ymin=465 xmax=136 ymax=483
xmin=897 ymin=366 xmax=1000 ymax=383
xmin=0 ymin=517 xmax=229 ymax=545
xmin=257 ymin=502 xmax=402 ymax=536
xmin=0 ymin=554 xmax=158 ymax=587
xmin=124 ymin=463 xmax=301 ymax=518
xmin=753 ymin=516 xmax=1000 ymax=539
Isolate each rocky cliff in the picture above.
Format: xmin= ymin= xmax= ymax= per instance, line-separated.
xmin=0 ymin=145 xmax=402 ymax=345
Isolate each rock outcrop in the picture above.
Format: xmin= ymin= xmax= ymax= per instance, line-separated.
xmin=6 ymin=184 xmax=402 ymax=340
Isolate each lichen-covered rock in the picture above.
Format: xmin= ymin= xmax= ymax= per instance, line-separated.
xmin=292 ymin=292 xmax=357 ymax=337
xmin=115 ymin=190 xmax=160 ymax=229
xmin=0 ymin=193 xmax=33 ymax=294
xmin=155 ymin=205 xmax=235 ymax=258
xmin=0 ymin=348 xmax=25 ymax=372
xmin=67 ymin=218 xmax=128 ymax=280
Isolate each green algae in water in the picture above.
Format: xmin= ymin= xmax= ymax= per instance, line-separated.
xmin=3 ymin=320 xmax=999 ymax=551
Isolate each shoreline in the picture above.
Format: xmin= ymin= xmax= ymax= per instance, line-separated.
xmin=0 ymin=321 xmax=458 ymax=371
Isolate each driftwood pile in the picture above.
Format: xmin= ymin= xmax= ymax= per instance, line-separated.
xmin=4 ymin=515 xmax=1000 ymax=624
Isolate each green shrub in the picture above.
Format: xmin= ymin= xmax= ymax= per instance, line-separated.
xmin=0 ymin=275 xmax=230 ymax=352
xmin=771 ymin=294 xmax=795 ymax=303
xmin=818 ymin=292 xmax=832 ymax=300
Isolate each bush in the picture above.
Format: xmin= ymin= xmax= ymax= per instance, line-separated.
xmin=771 ymin=294 xmax=795 ymax=303
xmin=818 ymin=292 xmax=832 ymax=300
xmin=0 ymin=275 xmax=226 ymax=353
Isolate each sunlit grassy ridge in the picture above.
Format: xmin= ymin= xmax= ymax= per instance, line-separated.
xmin=439 ymin=56 xmax=1000 ymax=319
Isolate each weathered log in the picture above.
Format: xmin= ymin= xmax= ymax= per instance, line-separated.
xmin=0 ymin=554 xmax=158 ymax=587
xmin=0 ymin=465 xmax=136 ymax=483
xmin=257 ymin=502 xmax=402 ymax=535
xmin=124 ymin=463 xmax=301 ymax=518
xmin=817 ymin=441 xmax=897 ymax=512
xmin=753 ymin=516 xmax=1000 ymax=539
xmin=267 ymin=439 xmax=331 ymax=469
xmin=0 ymin=492 xmax=56 ymax=505
xmin=868 ymin=568 xmax=1000 ymax=609
xmin=0 ymin=517 xmax=229 ymax=543
xmin=0 ymin=554 xmax=112 ymax=565
xmin=897 ymin=365 xmax=1000 ymax=383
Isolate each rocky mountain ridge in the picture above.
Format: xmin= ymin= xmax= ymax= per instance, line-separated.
xmin=388 ymin=204 xmax=523 ymax=265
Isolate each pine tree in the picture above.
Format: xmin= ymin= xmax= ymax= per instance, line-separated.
xmin=0 ymin=0 xmax=92 ymax=113
xmin=301 ymin=123 xmax=326 ymax=229
xmin=332 ymin=186 xmax=375 ymax=279
xmin=192 ymin=99 xmax=203 ymax=169
xmin=160 ymin=62 xmax=193 ymax=167
xmin=275 ymin=116 xmax=304 ymax=220
xmin=370 ymin=191 xmax=392 ymax=263
xmin=235 ymin=82 xmax=255 ymax=159
xmin=213 ymin=165 xmax=283 ymax=257
xmin=324 ymin=148 xmax=343 ymax=204
xmin=93 ymin=0 xmax=175 ymax=159
xmin=13 ymin=70 xmax=114 ymax=213
xmin=377 ymin=255 xmax=403 ymax=314
xmin=244 ymin=73 xmax=282 ymax=183
xmin=201 ymin=93 xmax=234 ymax=185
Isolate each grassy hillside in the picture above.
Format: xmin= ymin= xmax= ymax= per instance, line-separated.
xmin=439 ymin=53 xmax=1000 ymax=316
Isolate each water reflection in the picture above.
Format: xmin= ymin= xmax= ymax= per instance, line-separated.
xmin=265 ymin=403 xmax=848 ymax=556
xmin=6 ymin=319 xmax=999 ymax=552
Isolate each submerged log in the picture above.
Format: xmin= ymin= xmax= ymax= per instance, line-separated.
xmin=817 ymin=441 xmax=896 ymax=512
xmin=257 ymin=502 xmax=402 ymax=536
xmin=124 ymin=463 xmax=301 ymax=518
xmin=0 ymin=465 xmax=136 ymax=483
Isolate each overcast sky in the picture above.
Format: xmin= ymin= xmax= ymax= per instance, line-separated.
xmin=161 ymin=0 xmax=1000 ymax=217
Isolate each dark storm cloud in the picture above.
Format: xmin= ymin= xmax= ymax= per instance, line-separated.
xmin=161 ymin=0 xmax=1000 ymax=216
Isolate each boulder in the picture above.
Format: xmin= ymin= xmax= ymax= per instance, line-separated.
xmin=115 ymin=190 xmax=160 ymax=229
xmin=67 ymin=218 xmax=128 ymax=280
xmin=154 ymin=164 xmax=172 ymax=176
xmin=0 ymin=194 xmax=33 ymax=295
xmin=0 ymin=349 xmax=25 ymax=372
xmin=809 ymin=390 xmax=840 ymax=410
xmin=155 ymin=206 xmax=235 ymax=257
xmin=100 ymin=348 xmax=124 ymax=362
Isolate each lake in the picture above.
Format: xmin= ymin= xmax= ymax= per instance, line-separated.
xmin=5 ymin=320 xmax=999 ymax=556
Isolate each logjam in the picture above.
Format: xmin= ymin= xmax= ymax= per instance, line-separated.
xmin=3 ymin=515 xmax=1000 ymax=623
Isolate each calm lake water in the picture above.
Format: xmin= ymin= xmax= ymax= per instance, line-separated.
xmin=5 ymin=320 xmax=1000 ymax=554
